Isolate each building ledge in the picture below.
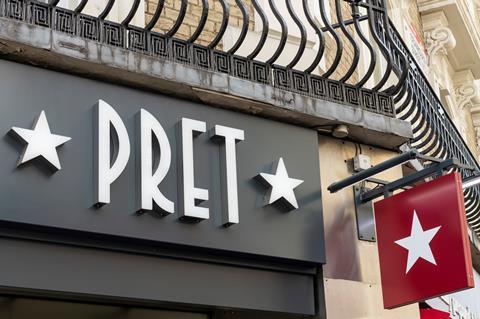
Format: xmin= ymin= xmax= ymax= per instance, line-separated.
xmin=0 ymin=17 xmax=412 ymax=150
xmin=419 ymin=0 xmax=480 ymax=77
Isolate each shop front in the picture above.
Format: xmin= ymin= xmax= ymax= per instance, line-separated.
xmin=0 ymin=58 xmax=326 ymax=319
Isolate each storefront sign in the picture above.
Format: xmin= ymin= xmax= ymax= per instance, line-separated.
xmin=374 ymin=173 xmax=474 ymax=309
xmin=441 ymin=296 xmax=480 ymax=319
xmin=0 ymin=60 xmax=325 ymax=264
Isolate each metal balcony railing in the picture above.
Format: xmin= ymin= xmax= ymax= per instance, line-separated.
xmin=1 ymin=0 xmax=480 ymax=236
xmin=0 ymin=0 xmax=406 ymax=117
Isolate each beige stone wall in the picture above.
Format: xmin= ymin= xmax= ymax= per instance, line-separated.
xmin=319 ymin=136 xmax=421 ymax=319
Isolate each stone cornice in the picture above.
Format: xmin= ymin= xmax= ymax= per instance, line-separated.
xmin=419 ymin=0 xmax=480 ymax=77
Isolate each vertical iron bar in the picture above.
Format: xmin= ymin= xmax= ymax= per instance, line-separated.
xmin=248 ymin=0 xmax=269 ymax=60
xmin=266 ymin=0 xmax=288 ymax=65
xmin=121 ymin=0 xmax=141 ymax=26
xmin=285 ymin=0 xmax=307 ymax=69
xmin=336 ymin=0 xmax=359 ymax=83
xmin=319 ymin=0 xmax=343 ymax=78
xmin=228 ymin=0 xmax=249 ymax=55
xmin=99 ymin=0 xmax=115 ymax=19
xmin=208 ymin=0 xmax=229 ymax=49
xmin=166 ymin=0 xmax=187 ymax=37
xmin=303 ymin=0 xmax=324 ymax=74
xmin=146 ymin=0 xmax=164 ymax=31
xmin=188 ymin=0 xmax=209 ymax=43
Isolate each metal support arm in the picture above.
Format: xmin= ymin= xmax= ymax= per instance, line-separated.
xmin=327 ymin=150 xmax=419 ymax=193
xmin=328 ymin=151 xmax=475 ymax=242
xmin=361 ymin=158 xmax=473 ymax=203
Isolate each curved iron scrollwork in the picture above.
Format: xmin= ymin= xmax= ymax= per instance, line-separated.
xmin=1 ymin=0 xmax=410 ymax=117
xmin=0 ymin=0 xmax=401 ymax=116
xmin=188 ymin=0 xmax=208 ymax=43
xmin=208 ymin=0 xmax=229 ymax=49
xmin=266 ymin=0 xmax=287 ymax=65
xmin=302 ymin=0 xmax=324 ymax=74
xmin=247 ymin=0 xmax=268 ymax=60
xmin=285 ymin=0 xmax=306 ymax=69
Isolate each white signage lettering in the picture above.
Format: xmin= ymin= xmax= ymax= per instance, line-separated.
xmin=177 ymin=118 xmax=209 ymax=221
xmin=210 ymin=125 xmax=244 ymax=226
xmin=85 ymin=99 xmax=303 ymax=225
xmin=94 ymin=100 xmax=131 ymax=206
xmin=91 ymin=102 xmax=248 ymax=223
xmin=136 ymin=108 xmax=174 ymax=214
xmin=441 ymin=296 xmax=480 ymax=319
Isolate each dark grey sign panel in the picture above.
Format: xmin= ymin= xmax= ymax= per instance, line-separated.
xmin=0 ymin=60 xmax=325 ymax=264
xmin=0 ymin=237 xmax=316 ymax=315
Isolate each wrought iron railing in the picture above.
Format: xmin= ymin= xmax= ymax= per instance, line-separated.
xmin=0 ymin=0 xmax=408 ymax=117
xmin=1 ymin=0 xmax=480 ymax=235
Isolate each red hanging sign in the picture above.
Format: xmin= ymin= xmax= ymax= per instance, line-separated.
xmin=420 ymin=309 xmax=450 ymax=319
xmin=374 ymin=172 xmax=474 ymax=309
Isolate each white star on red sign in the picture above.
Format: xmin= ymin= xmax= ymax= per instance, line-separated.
xmin=9 ymin=110 xmax=71 ymax=171
xmin=395 ymin=210 xmax=441 ymax=274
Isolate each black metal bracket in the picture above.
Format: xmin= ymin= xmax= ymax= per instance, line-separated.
xmin=328 ymin=150 xmax=475 ymax=242
xmin=328 ymin=149 xmax=420 ymax=194
xmin=360 ymin=157 xmax=474 ymax=204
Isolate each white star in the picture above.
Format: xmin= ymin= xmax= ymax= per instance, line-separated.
xmin=258 ymin=157 xmax=304 ymax=210
xmin=9 ymin=110 xmax=71 ymax=171
xmin=395 ymin=210 xmax=441 ymax=274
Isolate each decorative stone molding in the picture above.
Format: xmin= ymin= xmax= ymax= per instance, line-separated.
xmin=454 ymin=83 xmax=479 ymax=110
xmin=448 ymin=72 xmax=480 ymax=143
xmin=421 ymin=12 xmax=456 ymax=93
xmin=453 ymin=71 xmax=480 ymax=109
xmin=463 ymin=75 xmax=480 ymax=156
xmin=419 ymin=0 xmax=480 ymax=77
xmin=422 ymin=11 xmax=456 ymax=65
xmin=425 ymin=27 xmax=456 ymax=59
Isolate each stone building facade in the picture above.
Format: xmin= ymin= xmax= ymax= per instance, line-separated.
xmin=393 ymin=0 xmax=480 ymax=161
